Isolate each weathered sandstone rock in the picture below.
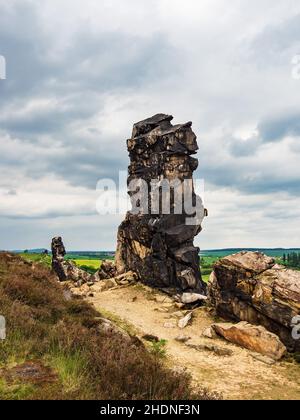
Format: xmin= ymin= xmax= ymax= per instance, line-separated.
xmin=115 ymin=114 xmax=207 ymax=293
xmin=202 ymin=326 xmax=218 ymax=339
xmin=51 ymin=237 xmax=120 ymax=284
xmin=178 ymin=312 xmax=193 ymax=329
xmin=212 ymin=322 xmax=287 ymax=360
xmin=208 ymin=251 xmax=300 ymax=352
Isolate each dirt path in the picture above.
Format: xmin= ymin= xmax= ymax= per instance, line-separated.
xmin=88 ymin=284 xmax=300 ymax=400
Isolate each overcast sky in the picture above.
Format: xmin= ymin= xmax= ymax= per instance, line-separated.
xmin=1 ymin=0 xmax=300 ymax=251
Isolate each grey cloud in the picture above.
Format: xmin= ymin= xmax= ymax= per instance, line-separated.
xmin=228 ymin=136 xmax=261 ymax=157
xmin=248 ymin=13 xmax=300 ymax=66
xmin=258 ymin=112 xmax=300 ymax=142
xmin=202 ymin=161 xmax=300 ymax=196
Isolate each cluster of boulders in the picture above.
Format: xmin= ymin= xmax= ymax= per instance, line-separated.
xmin=115 ymin=114 xmax=207 ymax=294
xmin=51 ymin=237 xmax=91 ymax=284
xmin=208 ymin=251 xmax=300 ymax=354
xmin=51 ymin=237 xmax=137 ymax=297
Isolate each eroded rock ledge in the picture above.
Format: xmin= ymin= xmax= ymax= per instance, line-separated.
xmin=208 ymin=251 xmax=300 ymax=352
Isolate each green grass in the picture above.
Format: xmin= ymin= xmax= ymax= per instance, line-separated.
xmin=0 ymin=378 xmax=35 ymax=400
xmin=47 ymin=351 xmax=88 ymax=393
xmin=74 ymin=259 xmax=101 ymax=274
xmin=150 ymin=340 xmax=168 ymax=358
xmin=21 ymin=253 xmax=102 ymax=275
xmin=200 ymin=256 xmax=220 ymax=283
xmin=20 ymin=253 xmax=51 ymax=268
xmin=202 ymin=274 xmax=211 ymax=283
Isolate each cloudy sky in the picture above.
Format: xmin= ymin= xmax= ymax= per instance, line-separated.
xmin=1 ymin=0 xmax=300 ymax=251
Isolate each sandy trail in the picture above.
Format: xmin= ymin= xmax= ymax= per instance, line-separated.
xmin=88 ymin=284 xmax=300 ymax=400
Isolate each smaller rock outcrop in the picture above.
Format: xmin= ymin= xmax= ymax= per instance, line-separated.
xmin=208 ymin=251 xmax=300 ymax=352
xmin=212 ymin=322 xmax=287 ymax=360
xmin=51 ymin=237 xmax=90 ymax=283
xmin=51 ymin=237 xmax=118 ymax=284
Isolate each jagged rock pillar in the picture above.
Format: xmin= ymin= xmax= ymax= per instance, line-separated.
xmin=115 ymin=114 xmax=207 ymax=294
xmin=51 ymin=236 xmax=68 ymax=281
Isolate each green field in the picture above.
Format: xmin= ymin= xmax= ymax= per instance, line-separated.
xmin=18 ymin=248 xmax=298 ymax=284
xmin=201 ymin=248 xmax=300 ymax=258
xmin=200 ymin=256 xmax=219 ymax=283
xmin=20 ymin=253 xmax=102 ymax=274
xmin=73 ymin=259 xmax=101 ymax=274
xmin=20 ymin=253 xmax=52 ymax=267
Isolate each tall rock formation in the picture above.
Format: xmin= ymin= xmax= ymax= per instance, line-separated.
xmin=115 ymin=114 xmax=206 ymax=294
xmin=208 ymin=251 xmax=300 ymax=352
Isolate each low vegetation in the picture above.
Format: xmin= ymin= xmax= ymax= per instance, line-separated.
xmin=0 ymin=253 xmax=217 ymax=400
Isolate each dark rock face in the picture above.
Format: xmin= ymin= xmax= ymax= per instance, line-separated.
xmin=51 ymin=237 xmax=68 ymax=281
xmin=208 ymin=251 xmax=300 ymax=352
xmin=115 ymin=114 xmax=206 ymax=294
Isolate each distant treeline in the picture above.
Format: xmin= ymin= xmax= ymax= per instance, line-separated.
xmin=283 ymin=252 xmax=300 ymax=268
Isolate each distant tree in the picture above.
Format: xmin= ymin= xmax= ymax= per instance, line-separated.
xmin=24 ymin=250 xmax=28 ymax=254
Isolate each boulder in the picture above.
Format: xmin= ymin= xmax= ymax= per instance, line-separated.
xmin=212 ymin=322 xmax=286 ymax=360
xmin=181 ymin=292 xmax=208 ymax=304
xmin=178 ymin=312 xmax=193 ymax=329
xmin=202 ymin=326 xmax=218 ymax=339
xmin=115 ymin=114 xmax=207 ymax=294
xmin=208 ymin=251 xmax=300 ymax=352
